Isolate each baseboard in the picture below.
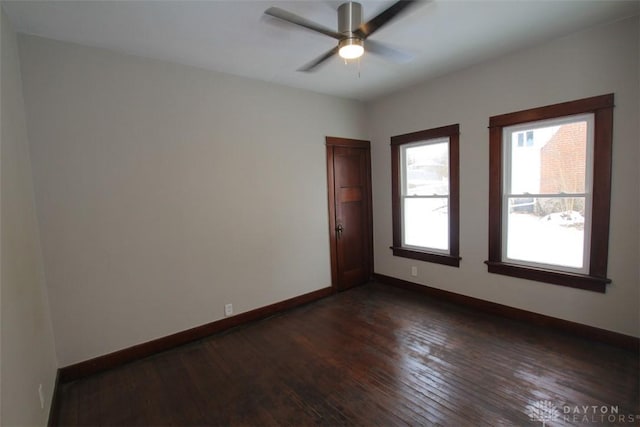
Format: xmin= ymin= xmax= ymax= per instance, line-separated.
xmin=59 ymin=286 xmax=334 ymax=383
xmin=373 ymin=273 xmax=639 ymax=352
xmin=47 ymin=370 xmax=61 ymax=427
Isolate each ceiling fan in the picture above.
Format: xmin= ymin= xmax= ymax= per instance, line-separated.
xmin=265 ymin=1 xmax=419 ymax=72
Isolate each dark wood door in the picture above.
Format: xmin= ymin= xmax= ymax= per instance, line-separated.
xmin=326 ymin=137 xmax=373 ymax=291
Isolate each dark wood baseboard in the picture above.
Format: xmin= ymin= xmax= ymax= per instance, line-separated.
xmin=373 ymin=273 xmax=639 ymax=352
xmin=47 ymin=370 xmax=61 ymax=427
xmin=59 ymin=287 xmax=334 ymax=383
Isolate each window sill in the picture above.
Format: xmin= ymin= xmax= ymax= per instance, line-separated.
xmin=391 ymin=246 xmax=460 ymax=267
xmin=484 ymin=261 xmax=610 ymax=293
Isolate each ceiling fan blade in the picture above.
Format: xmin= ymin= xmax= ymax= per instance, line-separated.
xmin=265 ymin=7 xmax=343 ymax=40
xmin=365 ymin=39 xmax=414 ymax=63
xmin=355 ymin=1 xmax=419 ymax=39
xmin=297 ymin=46 xmax=340 ymax=72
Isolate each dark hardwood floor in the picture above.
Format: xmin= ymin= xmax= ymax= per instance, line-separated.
xmin=54 ymin=282 xmax=639 ymax=426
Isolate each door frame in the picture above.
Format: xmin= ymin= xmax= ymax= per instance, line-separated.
xmin=326 ymin=136 xmax=374 ymax=291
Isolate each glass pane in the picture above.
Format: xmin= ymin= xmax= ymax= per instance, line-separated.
xmin=506 ymin=197 xmax=586 ymax=269
xmin=405 ymin=142 xmax=449 ymax=196
xmin=509 ymin=120 xmax=587 ymax=195
xmin=403 ymin=197 xmax=449 ymax=251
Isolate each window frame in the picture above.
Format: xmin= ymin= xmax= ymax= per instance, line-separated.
xmin=391 ymin=124 xmax=461 ymax=267
xmin=486 ymin=94 xmax=614 ymax=292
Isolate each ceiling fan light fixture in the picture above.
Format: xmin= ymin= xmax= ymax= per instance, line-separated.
xmin=338 ymin=38 xmax=364 ymax=60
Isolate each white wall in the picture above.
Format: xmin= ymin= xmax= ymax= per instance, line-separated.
xmin=0 ymin=9 xmax=58 ymax=426
xmin=18 ymin=35 xmax=366 ymax=366
xmin=368 ymin=16 xmax=640 ymax=337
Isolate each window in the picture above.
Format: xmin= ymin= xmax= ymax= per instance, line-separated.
xmin=486 ymin=94 xmax=614 ymax=292
xmin=516 ymin=130 xmax=534 ymax=147
xmin=391 ymin=124 xmax=460 ymax=267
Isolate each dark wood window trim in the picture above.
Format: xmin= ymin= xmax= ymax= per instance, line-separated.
xmin=486 ymin=94 xmax=614 ymax=292
xmin=391 ymin=124 xmax=461 ymax=267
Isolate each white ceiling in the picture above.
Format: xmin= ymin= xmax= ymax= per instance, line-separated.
xmin=3 ymin=0 xmax=639 ymax=101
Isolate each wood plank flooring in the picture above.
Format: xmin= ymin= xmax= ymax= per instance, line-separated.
xmin=54 ymin=282 xmax=639 ymax=426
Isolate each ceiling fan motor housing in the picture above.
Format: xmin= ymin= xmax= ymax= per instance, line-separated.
xmin=338 ymin=2 xmax=362 ymax=35
xmin=338 ymin=1 xmax=364 ymax=58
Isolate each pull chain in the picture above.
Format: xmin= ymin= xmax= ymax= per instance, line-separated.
xmin=342 ymin=57 xmax=362 ymax=79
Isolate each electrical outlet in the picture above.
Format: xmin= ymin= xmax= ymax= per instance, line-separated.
xmin=411 ymin=266 xmax=418 ymax=277
xmin=38 ymin=383 xmax=45 ymax=409
xmin=224 ymin=303 xmax=233 ymax=317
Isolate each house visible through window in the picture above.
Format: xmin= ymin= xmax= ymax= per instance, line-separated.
xmin=487 ymin=94 xmax=614 ymax=292
xmin=391 ymin=124 xmax=460 ymax=267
